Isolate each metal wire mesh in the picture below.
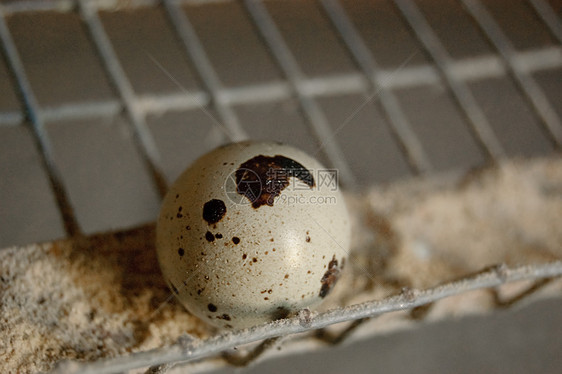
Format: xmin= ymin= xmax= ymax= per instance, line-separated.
xmin=0 ymin=0 xmax=561 ymax=372
xmin=50 ymin=262 xmax=562 ymax=374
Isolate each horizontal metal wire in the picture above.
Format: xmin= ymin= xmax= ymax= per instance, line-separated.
xmin=243 ymin=0 xmax=357 ymax=188
xmin=462 ymin=0 xmax=562 ymax=148
xmin=1 ymin=47 xmax=560 ymax=126
xmin=1 ymin=0 xmax=561 ymax=372
xmin=163 ymin=0 xmax=248 ymax=142
xmin=78 ymin=0 xmax=169 ymax=197
xmin=393 ymin=0 xmax=505 ymax=161
xmin=320 ymin=0 xmax=432 ymax=175
xmin=52 ymin=260 xmax=562 ymax=374
xmin=0 ymin=111 xmax=23 ymax=126
xmin=0 ymin=8 xmax=80 ymax=237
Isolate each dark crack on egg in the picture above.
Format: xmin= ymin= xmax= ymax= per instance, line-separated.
xmin=235 ymin=155 xmax=314 ymax=208
xmin=319 ymin=255 xmax=341 ymax=298
xmin=203 ymin=199 xmax=227 ymax=224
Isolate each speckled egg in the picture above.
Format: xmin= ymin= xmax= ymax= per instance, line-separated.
xmin=156 ymin=141 xmax=351 ymax=329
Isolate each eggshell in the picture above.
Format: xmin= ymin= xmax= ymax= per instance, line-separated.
xmin=156 ymin=141 xmax=351 ymax=329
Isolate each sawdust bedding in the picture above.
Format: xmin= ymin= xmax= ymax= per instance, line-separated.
xmin=1 ymin=156 xmax=561 ymax=373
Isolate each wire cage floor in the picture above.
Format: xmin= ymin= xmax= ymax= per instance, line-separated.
xmin=0 ymin=0 xmax=561 ymax=373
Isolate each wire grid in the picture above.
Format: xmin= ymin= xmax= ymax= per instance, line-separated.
xmin=0 ymin=0 xmax=561 ymax=372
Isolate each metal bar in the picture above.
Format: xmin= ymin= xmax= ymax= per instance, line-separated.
xmin=529 ymin=0 xmax=562 ymax=43
xmin=162 ymin=0 xmax=248 ymax=142
xmin=243 ymin=0 xmax=357 ymax=188
xmin=0 ymin=111 xmax=23 ymax=126
xmin=77 ymin=0 xmax=169 ymax=197
xmin=137 ymin=91 xmax=210 ymax=115
xmin=321 ymin=0 xmax=433 ymax=175
xmin=514 ymin=46 xmax=562 ymax=73
xmin=219 ymin=81 xmax=291 ymax=105
xmin=40 ymin=100 xmax=122 ymax=123
xmin=0 ymin=47 xmax=559 ymax=126
xmin=2 ymin=45 xmax=547 ymax=125
xmin=462 ymin=0 xmax=562 ymax=148
xmin=393 ymin=0 xmax=506 ymax=161
xmin=1 ymin=0 xmax=74 ymax=14
xmin=53 ymin=261 xmax=562 ymax=374
xmin=0 ymin=10 xmax=80 ymax=237
xmin=299 ymin=73 xmax=367 ymax=97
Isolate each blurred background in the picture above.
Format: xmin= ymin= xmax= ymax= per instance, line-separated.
xmin=0 ymin=0 xmax=561 ymax=372
xmin=1 ymin=0 xmax=561 ymax=249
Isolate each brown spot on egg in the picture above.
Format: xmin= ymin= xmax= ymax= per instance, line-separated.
xmin=178 ymin=248 xmax=184 ymax=257
xmin=319 ymin=255 xmax=341 ymax=298
xmin=242 ymin=254 xmax=247 ymax=260
xmin=217 ymin=314 xmax=231 ymax=321
xmin=232 ymin=237 xmax=240 ymax=245
xmin=205 ymin=231 xmax=215 ymax=242
xmin=186 ymin=225 xmax=191 ymax=230
xmin=306 ymin=236 xmax=311 ymax=242
xmin=235 ymin=155 xmax=315 ymax=208
xmin=203 ymin=199 xmax=227 ymax=224
xmin=215 ymin=233 xmax=223 ymax=239
xmin=284 ymin=274 xmax=289 ymax=279
xmin=208 ymin=303 xmax=217 ymax=312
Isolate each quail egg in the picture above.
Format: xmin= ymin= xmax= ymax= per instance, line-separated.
xmin=156 ymin=141 xmax=351 ymax=329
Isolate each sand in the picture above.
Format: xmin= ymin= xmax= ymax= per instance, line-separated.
xmin=1 ymin=156 xmax=561 ymax=373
